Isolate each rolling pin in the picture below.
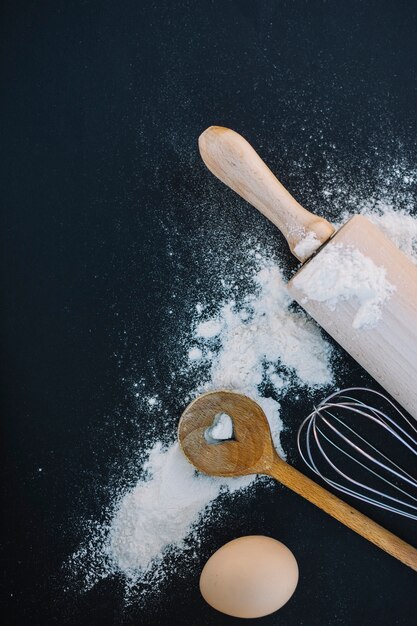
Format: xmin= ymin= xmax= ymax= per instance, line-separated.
xmin=199 ymin=126 xmax=417 ymax=420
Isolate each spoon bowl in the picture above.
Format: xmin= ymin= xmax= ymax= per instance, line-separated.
xmin=178 ymin=391 xmax=276 ymax=477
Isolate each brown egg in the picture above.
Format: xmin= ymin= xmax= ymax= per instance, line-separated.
xmin=199 ymin=535 xmax=299 ymax=619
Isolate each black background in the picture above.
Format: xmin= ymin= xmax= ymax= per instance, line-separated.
xmin=2 ymin=1 xmax=417 ymax=624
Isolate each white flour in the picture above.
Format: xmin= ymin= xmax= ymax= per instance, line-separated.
xmin=293 ymin=231 xmax=321 ymax=259
xmin=106 ymin=261 xmax=333 ymax=572
xmin=107 ymin=443 xmax=221 ymax=573
xmin=207 ymin=413 xmax=234 ymax=440
xmin=292 ymin=243 xmax=395 ymax=329
xmin=196 ymin=265 xmax=333 ymax=392
xmin=69 ymin=169 xmax=417 ymax=604
xmin=69 ymin=255 xmax=334 ymax=594
xmin=339 ymin=204 xmax=417 ymax=265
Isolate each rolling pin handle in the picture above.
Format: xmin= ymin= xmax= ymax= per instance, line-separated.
xmin=198 ymin=126 xmax=335 ymax=261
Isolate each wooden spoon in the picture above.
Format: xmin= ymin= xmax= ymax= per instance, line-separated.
xmin=178 ymin=390 xmax=417 ymax=572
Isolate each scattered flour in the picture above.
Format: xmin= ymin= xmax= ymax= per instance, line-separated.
xmin=195 ymin=319 xmax=223 ymax=338
xmin=196 ymin=264 xmax=333 ymax=394
xmin=69 ymin=168 xmax=417 ymax=605
xmin=69 ymin=256 xmax=334 ymax=596
xmin=187 ymin=346 xmax=203 ymax=361
xmin=107 ymin=443 xmax=221 ymax=573
xmin=292 ymin=243 xmax=395 ymax=329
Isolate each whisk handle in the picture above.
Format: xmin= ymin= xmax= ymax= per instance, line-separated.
xmin=268 ymin=456 xmax=417 ymax=572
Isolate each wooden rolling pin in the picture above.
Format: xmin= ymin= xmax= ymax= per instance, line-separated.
xmin=199 ymin=126 xmax=417 ymax=420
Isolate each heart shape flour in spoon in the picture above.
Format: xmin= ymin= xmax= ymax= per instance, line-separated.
xmin=204 ymin=412 xmax=234 ymax=444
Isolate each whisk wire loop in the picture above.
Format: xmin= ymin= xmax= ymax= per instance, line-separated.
xmin=297 ymin=388 xmax=417 ymax=520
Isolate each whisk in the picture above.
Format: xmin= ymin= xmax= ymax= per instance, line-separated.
xmin=297 ymin=387 xmax=417 ymax=521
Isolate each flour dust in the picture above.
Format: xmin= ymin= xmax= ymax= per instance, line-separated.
xmin=67 ymin=159 xmax=417 ymax=605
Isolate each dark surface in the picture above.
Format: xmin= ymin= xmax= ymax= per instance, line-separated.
xmin=2 ymin=1 xmax=417 ymax=624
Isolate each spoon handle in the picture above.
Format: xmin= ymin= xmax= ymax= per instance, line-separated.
xmin=268 ymin=457 xmax=417 ymax=571
xmin=198 ymin=126 xmax=335 ymax=261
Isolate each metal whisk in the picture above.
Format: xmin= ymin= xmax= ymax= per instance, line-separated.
xmin=297 ymin=387 xmax=417 ymax=520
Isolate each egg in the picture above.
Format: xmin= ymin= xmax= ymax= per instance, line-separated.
xmin=199 ymin=535 xmax=299 ymax=619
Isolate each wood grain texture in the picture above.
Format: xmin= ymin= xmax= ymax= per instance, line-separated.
xmin=199 ymin=126 xmax=335 ymax=261
xmin=288 ymin=215 xmax=417 ymax=420
xmin=178 ymin=391 xmax=417 ymax=572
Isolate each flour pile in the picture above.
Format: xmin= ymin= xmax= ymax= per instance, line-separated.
xmin=69 ymin=172 xmax=417 ymax=602
xmin=108 ymin=442 xmax=220 ymax=573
